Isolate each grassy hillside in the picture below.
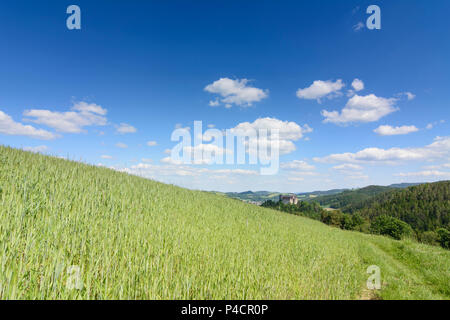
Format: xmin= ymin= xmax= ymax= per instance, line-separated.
xmin=0 ymin=146 xmax=449 ymax=299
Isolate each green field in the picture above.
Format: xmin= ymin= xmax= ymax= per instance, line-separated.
xmin=0 ymin=146 xmax=449 ymax=299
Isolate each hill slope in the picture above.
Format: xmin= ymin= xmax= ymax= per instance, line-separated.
xmin=308 ymin=186 xmax=398 ymax=209
xmin=347 ymin=181 xmax=450 ymax=232
xmin=0 ymin=146 xmax=449 ymax=299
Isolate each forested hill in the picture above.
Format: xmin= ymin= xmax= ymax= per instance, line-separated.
xmin=346 ymin=181 xmax=450 ymax=232
xmin=307 ymin=185 xmax=396 ymax=208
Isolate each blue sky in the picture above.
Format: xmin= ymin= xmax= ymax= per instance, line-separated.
xmin=0 ymin=0 xmax=449 ymax=192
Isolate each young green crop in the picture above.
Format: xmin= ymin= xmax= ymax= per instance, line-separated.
xmin=0 ymin=146 xmax=448 ymax=299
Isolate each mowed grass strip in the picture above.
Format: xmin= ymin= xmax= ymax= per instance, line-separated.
xmin=0 ymin=146 xmax=448 ymax=299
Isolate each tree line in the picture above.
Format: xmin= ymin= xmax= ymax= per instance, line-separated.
xmin=261 ymin=181 xmax=450 ymax=250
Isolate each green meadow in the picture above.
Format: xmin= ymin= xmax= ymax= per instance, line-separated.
xmin=0 ymin=146 xmax=448 ymax=299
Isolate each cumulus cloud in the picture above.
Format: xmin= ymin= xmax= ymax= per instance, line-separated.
xmin=322 ymin=94 xmax=398 ymax=124
xmin=398 ymin=92 xmax=416 ymax=101
xmin=147 ymin=141 xmax=158 ymax=147
xmin=229 ymin=117 xmax=313 ymax=155
xmin=374 ymin=125 xmax=419 ymax=136
xmin=204 ymin=78 xmax=268 ymax=107
xmin=209 ymin=100 xmax=220 ymax=107
xmin=101 ymin=155 xmax=113 ymax=159
xmin=314 ymin=136 xmax=450 ymax=164
xmin=351 ymin=79 xmax=364 ymax=91
xmin=296 ymin=79 xmax=344 ymax=101
xmin=332 ymin=163 xmax=363 ymax=171
xmin=116 ymin=123 xmax=137 ymax=134
xmin=281 ymin=160 xmax=315 ymax=171
xmin=0 ymin=110 xmax=57 ymax=140
xmin=23 ymin=102 xmax=107 ymax=133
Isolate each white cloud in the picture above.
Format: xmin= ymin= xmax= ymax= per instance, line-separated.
xmin=426 ymin=123 xmax=433 ymax=130
xmin=394 ymin=171 xmax=450 ymax=178
xmin=423 ymin=163 xmax=450 ymax=170
xmin=398 ymin=92 xmax=416 ymax=100
xmin=209 ymin=100 xmax=220 ymax=107
xmin=231 ymin=118 xmax=312 ymax=142
xmin=73 ymin=101 xmax=107 ymax=115
xmin=147 ymin=141 xmax=158 ymax=147
xmin=0 ymin=110 xmax=57 ymax=140
xmin=23 ymin=145 xmax=49 ymax=153
xmin=351 ymin=79 xmax=364 ymax=92
xmin=290 ymin=171 xmax=320 ymax=177
xmin=116 ymin=123 xmax=137 ymax=134
xmin=353 ymin=22 xmax=365 ymax=31
xmin=314 ymin=136 xmax=450 ymax=164
xmin=214 ymin=169 xmax=258 ymax=175
xmin=281 ymin=160 xmax=315 ymax=171
xmin=204 ymin=78 xmax=268 ymax=107
xmin=322 ymin=94 xmax=398 ymax=124
xmin=332 ymin=163 xmax=363 ymax=171
xmin=374 ymin=125 xmax=419 ymax=136
xmin=230 ymin=117 xmax=313 ymax=155
xmin=23 ymin=102 xmax=107 ymax=133
xmin=101 ymin=155 xmax=113 ymax=159
xmin=175 ymin=123 xmax=191 ymax=131
xmin=115 ymin=142 xmax=128 ymax=148
xmin=141 ymin=158 xmax=153 ymax=163
xmin=296 ymin=79 xmax=344 ymax=101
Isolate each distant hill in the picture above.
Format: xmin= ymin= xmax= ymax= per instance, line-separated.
xmin=305 ymin=183 xmax=423 ymax=209
xmin=224 ymin=184 xmax=424 ymax=204
xmin=306 ymin=185 xmax=395 ymax=209
xmin=297 ymin=189 xmax=348 ymax=199
xmin=388 ymin=183 xmax=423 ymax=188
xmin=225 ymin=189 xmax=348 ymax=203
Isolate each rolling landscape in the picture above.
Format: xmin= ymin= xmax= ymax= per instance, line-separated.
xmin=1 ymin=1 xmax=449 ymax=303
xmin=0 ymin=146 xmax=449 ymax=299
